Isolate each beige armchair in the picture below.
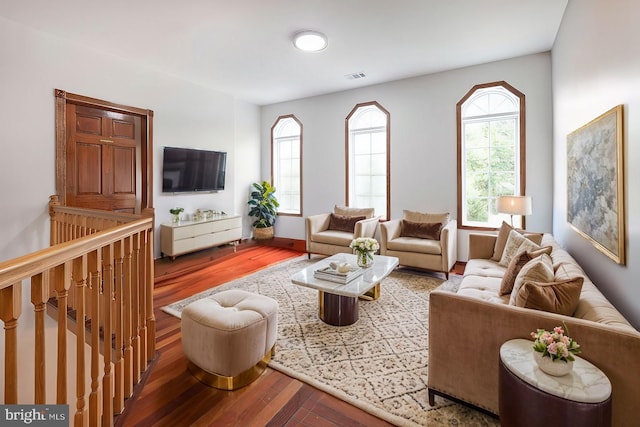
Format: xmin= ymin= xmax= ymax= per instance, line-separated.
xmin=305 ymin=206 xmax=379 ymax=258
xmin=380 ymin=210 xmax=457 ymax=279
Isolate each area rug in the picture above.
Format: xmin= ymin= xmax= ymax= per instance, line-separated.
xmin=162 ymin=257 xmax=498 ymax=427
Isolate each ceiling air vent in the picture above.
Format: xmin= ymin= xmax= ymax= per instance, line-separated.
xmin=345 ymin=72 xmax=366 ymax=80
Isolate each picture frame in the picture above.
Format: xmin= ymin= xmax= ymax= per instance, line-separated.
xmin=567 ymin=105 xmax=625 ymax=264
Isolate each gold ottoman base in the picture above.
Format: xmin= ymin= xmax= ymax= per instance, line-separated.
xmin=187 ymin=345 xmax=275 ymax=390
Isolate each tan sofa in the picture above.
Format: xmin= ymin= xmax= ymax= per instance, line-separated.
xmin=305 ymin=206 xmax=379 ymax=257
xmin=428 ymin=233 xmax=640 ymax=427
xmin=380 ymin=212 xmax=457 ymax=279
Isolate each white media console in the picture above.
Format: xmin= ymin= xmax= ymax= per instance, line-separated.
xmin=160 ymin=214 xmax=242 ymax=260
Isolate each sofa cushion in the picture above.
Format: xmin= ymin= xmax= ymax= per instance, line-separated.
xmin=464 ymin=258 xmax=507 ymax=279
xmin=328 ymin=213 xmax=365 ymax=232
xmin=402 ymin=210 xmax=449 ymax=224
xmin=509 ymin=253 xmax=554 ymax=305
xmin=515 ymin=277 xmax=584 ymax=316
xmin=499 ymin=229 xmax=542 ymax=267
xmin=386 ymin=236 xmax=442 ymax=255
xmin=310 ymin=229 xmax=354 ymax=246
xmin=458 ymin=276 xmax=510 ymax=304
xmin=491 ymin=221 xmax=543 ymax=262
xmin=400 ymin=220 xmax=442 ymax=240
xmin=334 ymin=205 xmax=374 ymax=219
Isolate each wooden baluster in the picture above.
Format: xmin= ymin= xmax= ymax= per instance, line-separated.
xmin=88 ymin=250 xmax=102 ymax=427
xmin=145 ymin=226 xmax=156 ymax=361
xmin=131 ymin=233 xmax=141 ymax=383
xmin=137 ymin=231 xmax=147 ymax=371
xmin=72 ymin=255 xmax=87 ymax=427
xmin=113 ymin=239 xmax=125 ymax=413
xmin=0 ymin=283 xmax=21 ymax=403
xmin=53 ymin=262 xmax=72 ymax=404
xmin=122 ymin=236 xmax=134 ymax=398
xmin=49 ymin=195 xmax=61 ymax=246
xmin=31 ymin=272 xmax=50 ymax=404
xmin=102 ymin=244 xmax=114 ymax=427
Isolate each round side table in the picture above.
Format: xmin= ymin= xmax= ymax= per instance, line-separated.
xmin=499 ymin=338 xmax=612 ymax=427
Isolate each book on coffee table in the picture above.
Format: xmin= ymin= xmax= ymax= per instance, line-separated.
xmin=313 ymin=265 xmax=364 ymax=284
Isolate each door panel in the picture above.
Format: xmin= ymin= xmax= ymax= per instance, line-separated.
xmin=112 ymin=146 xmax=135 ymax=194
xmin=76 ymin=142 xmax=102 ymax=194
xmin=75 ymin=113 xmax=102 ymax=135
xmin=112 ymin=119 xmax=135 ymax=139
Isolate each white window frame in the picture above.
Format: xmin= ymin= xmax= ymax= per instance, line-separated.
xmin=457 ymin=81 xmax=526 ymax=230
xmin=346 ymin=101 xmax=390 ymax=220
xmin=271 ymin=115 xmax=302 ymax=216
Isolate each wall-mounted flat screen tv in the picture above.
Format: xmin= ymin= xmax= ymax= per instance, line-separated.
xmin=162 ymin=146 xmax=227 ymax=192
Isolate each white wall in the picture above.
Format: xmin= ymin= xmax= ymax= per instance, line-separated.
xmin=0 ymin=17 xmax=261 ymax=262
xmin=261 ymin=53 xmax=554 ymax=259
xmin=551 ymin=0 xmax=640 ymax=328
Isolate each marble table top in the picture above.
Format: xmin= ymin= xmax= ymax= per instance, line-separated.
xmin=500 ymin=338 xmax=611 ymax=403
xmin=291 ymin=253 xmax=399 ymax=297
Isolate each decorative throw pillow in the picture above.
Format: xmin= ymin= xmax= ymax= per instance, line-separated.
xmin=500 ymin=251 xmax=535 ymax=295
xmin=402 ymin=210 xmax=449 ymax=225
xmin=492 ymin=221 xmax=515 ymax=261
xmin=515 ymin=277 xmax=584 ymax=316
xmin=334 ymin=205 xmax=374 ymax=219
xmin=400 ymin=220 xmax=443 ymax=240
xmin=499 ymin=229 xmax=542 ymax=267
xmin=491 ymin=221 xmax=544 ymax=261
xmin=499 ymin=246 xmax=553 ymax=295
xmin=328 ymin=214 xmax=365 ymax=232
xmin=509 ymin=253 xmax=554 ymax=305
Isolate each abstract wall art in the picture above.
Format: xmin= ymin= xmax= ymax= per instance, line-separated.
xmin=567 ymin=105 xmax=625 ymax=264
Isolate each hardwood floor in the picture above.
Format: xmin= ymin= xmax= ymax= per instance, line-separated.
xmin=115 ymin=242 xmax=394 ymax=426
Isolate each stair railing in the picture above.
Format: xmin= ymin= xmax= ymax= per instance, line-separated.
xmin=0 ymin=196 xmax=155 ymax=427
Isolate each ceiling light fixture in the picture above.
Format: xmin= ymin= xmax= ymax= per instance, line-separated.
xmin=293 ymin=30 xmax=328 ymax=52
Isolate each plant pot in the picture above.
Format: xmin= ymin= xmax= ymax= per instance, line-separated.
xmin=533 ymin=351 xmax=573 ymax=376
xmin=253 ymin=226 xmax=274 ymax=240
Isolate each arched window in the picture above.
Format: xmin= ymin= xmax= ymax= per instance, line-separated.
xmin=271 ymin=115 xmax=302 ymax=215
xmin=346 ymin=102 xmax=390 ymax=220
xmin=457 ymin=81 xmax=526 ymax=229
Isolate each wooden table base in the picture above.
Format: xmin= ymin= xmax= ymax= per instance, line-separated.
xmin=318 ymin=291 xmax=358 ymax=326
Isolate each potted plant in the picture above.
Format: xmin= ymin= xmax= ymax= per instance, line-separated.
xmin=169 ymin=207 xmax=184 ymax=223
xmin=248 ymin=181 xmax=279 ymax=239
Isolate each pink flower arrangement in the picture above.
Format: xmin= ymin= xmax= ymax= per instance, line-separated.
xmin=531 ymin=323 xmax=581 ymax=363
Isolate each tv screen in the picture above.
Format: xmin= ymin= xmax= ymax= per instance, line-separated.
xmin=162 ymin=147 xmax=227 ymax=192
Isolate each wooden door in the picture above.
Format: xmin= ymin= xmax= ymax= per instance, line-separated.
xmin=55 ymin=89 xmax=154 ymax=214
xmin=66 ymin=105 xmax=141 ymax=213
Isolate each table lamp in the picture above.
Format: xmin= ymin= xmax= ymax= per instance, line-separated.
xmin=497 ymin=195 xmax=532 ymax=227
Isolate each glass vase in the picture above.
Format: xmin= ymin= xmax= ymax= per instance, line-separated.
xmin=357 ymin=251 xmax=373 ymax=268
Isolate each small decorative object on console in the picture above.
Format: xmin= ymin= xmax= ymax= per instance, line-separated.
xmin=169 ymin=207 xmax=184 ymax=223
xmin=530 ymin=323 xmax=581 ymax=376
xmin=350 ymin=237 xmax=379 ymax=268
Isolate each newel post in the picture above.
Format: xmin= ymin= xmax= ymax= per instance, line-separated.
xmin=1 ymin=283 xmax=22 ymax=403
xmin=49 ymin=195 xmax=61 ymax=246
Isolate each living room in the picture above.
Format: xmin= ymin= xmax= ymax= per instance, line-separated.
xmin=1 ymin=0 xmax=639 ymax=424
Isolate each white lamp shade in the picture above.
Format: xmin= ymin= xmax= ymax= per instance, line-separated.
xmin=497 ymin=196 xmax=532 ymax=216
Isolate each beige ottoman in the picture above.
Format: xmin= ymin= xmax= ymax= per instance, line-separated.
xmin=181 ymin=289 xmax=278 ymax=390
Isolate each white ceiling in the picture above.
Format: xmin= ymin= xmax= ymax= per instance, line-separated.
xmin=0 ymin=0 xmax=568 ymax=106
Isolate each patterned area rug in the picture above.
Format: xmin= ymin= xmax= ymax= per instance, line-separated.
xmin=163 ymin=256 xmax=498 ymax=427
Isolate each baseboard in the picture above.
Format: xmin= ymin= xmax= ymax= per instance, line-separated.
xmin=253 ymin=237 xmax=306 ymax=252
